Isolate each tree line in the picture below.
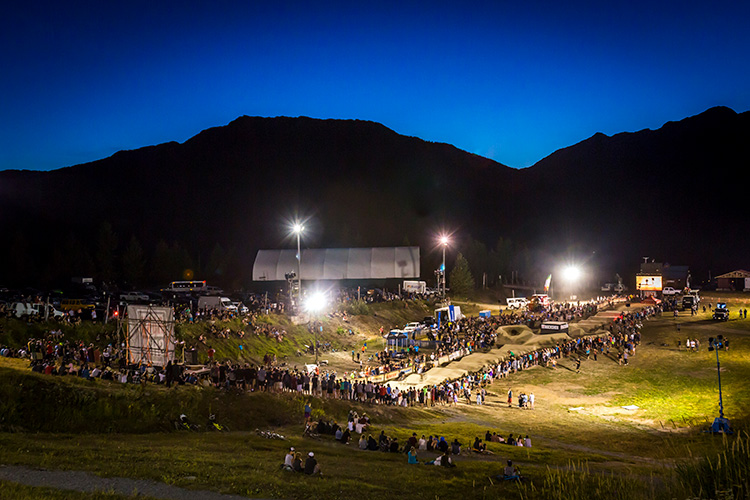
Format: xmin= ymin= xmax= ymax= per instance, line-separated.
xmin=2 ymin=223 xmax=540 ymax=295
xmin=2 ymin=222 xmax=246 ymax=291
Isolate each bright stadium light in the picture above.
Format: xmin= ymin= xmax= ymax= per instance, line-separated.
xmin=437 ymin=234 xmax=451 ymax=301
xmin=562 ymin=265 xmax=582 ymax=283
xmin=290 ymin=220 xmax=304 ymax=310
xmin=305 ymin=291 xmax=328 ymax=314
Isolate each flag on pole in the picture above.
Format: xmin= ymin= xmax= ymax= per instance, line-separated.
xmin=544 ymin=274 xmax=552 ymax=293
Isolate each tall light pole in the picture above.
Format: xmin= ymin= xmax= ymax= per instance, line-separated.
xmin=292 ymin=222 xmax=304 ymax=311
xmin=305 ymin=291 xmax=327 ymax=365
xmin=440 ymin=236 xmax=449 ymax=301
xmin=708 ymin=335 xmax=730 ymax=432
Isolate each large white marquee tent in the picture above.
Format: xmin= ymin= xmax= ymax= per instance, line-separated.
xmin=252 ymin=246 xmax=420 ymax=281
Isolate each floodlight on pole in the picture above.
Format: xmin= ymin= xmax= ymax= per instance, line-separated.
xmin=304 ymin=291 xmax=328 ymax=314
xmin=707 ymin=335 xmax=731 ymax=433
xmin=291 ymin=222 xmax=304 ymax=310
xmin=439 ymin=235 xmax=450 ymax=301
xmin=305 ymin=290 xmax=327 ymax=365
xmin=562 ymin=265 xmax=582 ymax=283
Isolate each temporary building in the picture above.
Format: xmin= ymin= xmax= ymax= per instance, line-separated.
xmin=252 ymin=246 xmax=420 ymax=281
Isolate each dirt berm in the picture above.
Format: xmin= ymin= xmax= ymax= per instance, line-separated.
xmin=396 ymin=325 xmax=570 ymax=389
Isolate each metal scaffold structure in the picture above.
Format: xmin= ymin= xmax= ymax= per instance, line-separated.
xmin=126 ymin=305 xmax=175 ymax=367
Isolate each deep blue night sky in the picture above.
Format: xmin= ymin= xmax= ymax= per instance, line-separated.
xmin=1 ymin=1 xmax=748 ymax=171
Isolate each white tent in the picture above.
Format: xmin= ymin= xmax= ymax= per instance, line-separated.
xmin=252 ymin=246 xmax=420 ymax=281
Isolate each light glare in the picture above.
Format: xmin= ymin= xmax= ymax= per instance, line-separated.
xmin=305 ymin=291 xmax=327 ymax=313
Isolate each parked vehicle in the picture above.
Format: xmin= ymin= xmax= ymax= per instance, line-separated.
xmin=403 ymin=322 xmax=422 ymax=332
xmin=506 ymin=297 xmax=528 ymax=310
xmin=682 ymin=294 xmax=699 ymax=310
xmin=60 ymin=298 xmax=96 ymax=311
xmin=13 ymin=302 xmax=66 ymax=319
xmin=528 ymin=294 xmax=550 ymax=312
xmin=662 ymin=287 xmax=679 ymax=296
xmin=402 ymin=280 xmax=427 ymax=294
xmin=119 ymin=291 xmax=150 ymax=302
xmin=165 ymin=280 xmax=208 ymax=293
xmin=420 ymin=316 xmax=436 ymax=327
xmin=197 ymin=296 xmax=237 ymax=312
xmin=232 ymin=301 xmax=249 ymax=314
xmin=713 ymin=303 xmax=729 ymax=321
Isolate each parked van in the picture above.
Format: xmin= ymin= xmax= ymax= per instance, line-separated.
xmin=197 ymin=296 xmax=237 ymax=312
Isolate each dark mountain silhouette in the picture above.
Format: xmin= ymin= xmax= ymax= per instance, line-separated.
xmin=0 ymin=107 xmax=747 ymax=289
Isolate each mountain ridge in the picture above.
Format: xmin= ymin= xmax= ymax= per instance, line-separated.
xmin=0 ymin=106 xmax=747 ymax=288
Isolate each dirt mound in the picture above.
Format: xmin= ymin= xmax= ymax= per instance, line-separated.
xmin=495 ymin=325 xmax=537 ymax=345
xmin=495 ymin=325 xmax=571 ymax=348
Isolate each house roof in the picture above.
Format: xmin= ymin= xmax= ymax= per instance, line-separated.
xmin=715 ymin=270 xmax=750 ymax=279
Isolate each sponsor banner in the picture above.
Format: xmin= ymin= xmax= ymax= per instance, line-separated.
xmin=636 ymin=275 xmax=662 ymax=291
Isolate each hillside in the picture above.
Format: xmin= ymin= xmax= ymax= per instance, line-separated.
xmin=0 ymin=107 xmax=748 ymax=288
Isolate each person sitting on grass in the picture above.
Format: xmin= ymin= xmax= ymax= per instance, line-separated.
xmin=304 ymin=452 xmax=321 ymax=475
xmin=292 ymin=452 xmax=303 ymax=473
xmin=437 ymin=436 xmax=449 ymax=453
xmin=408 ymin=446 xmax=419 ymax=464
xmin=472 ymin=437 xmax=486 ymax=453
xmin=340 ymin=428 xmax=351 ymax=445
xmin=389 ymin=436 xmax=400 ymax=453
xmin=282 ymin=447 xmax=295 ymax=471
xmin=502 ymin=460 xmax=522 ymax=481
xmin=451 ymin=439 xmax=461 ymax=455
xmin=367 ymin=434 xmax=379 ymax=451
xmin=359 ymin=435 xmax=367 ymax=450
xmin=439 ymin=450 xmax=456 ymax=468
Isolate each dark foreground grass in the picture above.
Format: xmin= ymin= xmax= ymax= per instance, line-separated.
xmin=0 ymin=481 xmax=162 ymax=500
xmin=0 ymin=431 xmax=688 ymax=500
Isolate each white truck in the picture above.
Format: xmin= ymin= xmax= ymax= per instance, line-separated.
xmin=403 ymin=280 xmax=427 ymax=294
xmin=506 ymin=297 xmax=529 ymax=310
xmin=13 ymin=302 xmax=66 ymax=319
xmin=197 ymin=296 xmax=237 ymax=312
xmin=119 ymin=291 xmax=150 ymax=302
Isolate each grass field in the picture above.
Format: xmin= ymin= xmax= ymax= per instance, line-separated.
xmin=1 ymin=297 xmax=749 ymax=499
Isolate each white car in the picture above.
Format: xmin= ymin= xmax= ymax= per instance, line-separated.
xmin=662 ymin=287 xmax=679 ymax=296
xmin=232 ymin=302 xmax=249 ymax=314
xmin=506 ymin=297 xmax=529 ymax=310
xmin=403 ymin=322 xmax=421 ymax=332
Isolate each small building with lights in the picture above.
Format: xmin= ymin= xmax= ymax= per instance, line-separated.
xmin=715 ymin=270 xmax=750 ymax=291
xmin=636 ymin=262 xmax=690 ymax=296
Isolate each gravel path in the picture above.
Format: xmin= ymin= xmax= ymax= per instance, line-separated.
xmin=0 ymin=465 xmax=270 ymax=500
